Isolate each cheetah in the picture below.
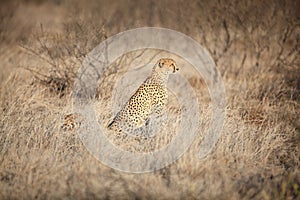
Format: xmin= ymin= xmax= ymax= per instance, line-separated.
xmin=62 ymin=58 xmax=179 ymax=139
xmin=61 ymin=113 xmax=85 ymax=131
xmin=107 ymin=58 xmax=179 ymax=135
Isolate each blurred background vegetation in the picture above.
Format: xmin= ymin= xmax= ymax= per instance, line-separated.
xmin=0 ymin=0 xmax=299 ymax=199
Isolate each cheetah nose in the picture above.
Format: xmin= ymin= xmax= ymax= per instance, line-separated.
xmin=174 ymin=67 xmax=179 ymax=72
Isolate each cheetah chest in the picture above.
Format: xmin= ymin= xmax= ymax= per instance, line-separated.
xmin=110 ymin=84 xmax=168 ymax=132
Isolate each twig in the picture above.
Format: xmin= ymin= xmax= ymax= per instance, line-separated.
xmin=19 ymin=44 xmax=56 ymax=67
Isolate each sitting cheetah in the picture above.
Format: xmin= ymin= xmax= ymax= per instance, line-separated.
xmin=107 ymin=58 xmax=179 ymax=135
xmin=62 ymin=58 xmax=179 ymax=138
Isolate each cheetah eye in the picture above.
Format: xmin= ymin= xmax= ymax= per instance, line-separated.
xmin=159 ymin=62 xmax=164 ymax=68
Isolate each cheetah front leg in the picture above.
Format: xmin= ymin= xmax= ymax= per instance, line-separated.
xmin=154 ymin=104 xmax=168 ymax=126
xmin=153 ymin=104 xmax=167 ymax=119
xmin=145 ymin=103 xmax=167 ymax=136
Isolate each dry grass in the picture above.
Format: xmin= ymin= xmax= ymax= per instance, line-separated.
xmin=0 ymin=0 xmax=299 ymax=199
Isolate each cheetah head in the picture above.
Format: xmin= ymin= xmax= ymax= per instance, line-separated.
xmin=154 ymin=58 xmax=179 ymax=74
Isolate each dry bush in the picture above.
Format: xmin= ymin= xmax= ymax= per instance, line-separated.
xmin=0 ymin=0 xmax=299 ymax=199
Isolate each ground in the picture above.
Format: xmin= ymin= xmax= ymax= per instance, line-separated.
xmin=0 ymin=0 xmax=299 ymax=199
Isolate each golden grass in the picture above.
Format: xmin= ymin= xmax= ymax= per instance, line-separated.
xmin=0 ymin=0 xmax=299 ymax=199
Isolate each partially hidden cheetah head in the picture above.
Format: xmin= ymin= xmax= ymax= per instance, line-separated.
xmin=154 ymin=58 xmax=179 ymax=74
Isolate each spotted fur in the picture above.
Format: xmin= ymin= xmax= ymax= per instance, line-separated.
xmin=61 ymin=113 xmax=84 ymax=131
xmin=62 ymin=58 xmax=179 ymax=136
xmin=107 ymin=58 xmax=179 ymax=134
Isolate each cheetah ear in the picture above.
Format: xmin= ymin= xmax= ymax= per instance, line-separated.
xmin=158 ymin=61 xmax=164 ymax=68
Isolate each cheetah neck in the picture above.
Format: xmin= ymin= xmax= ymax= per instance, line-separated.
xmin=145 ymin=71 xmax=169 ymax=85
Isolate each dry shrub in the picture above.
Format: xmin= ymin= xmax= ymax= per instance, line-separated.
xmin=0 ymin=0 xmax=299 ymax=199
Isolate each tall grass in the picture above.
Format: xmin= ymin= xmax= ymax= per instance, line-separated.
xmin=0 ymin=0 xmax=299 ymax=199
